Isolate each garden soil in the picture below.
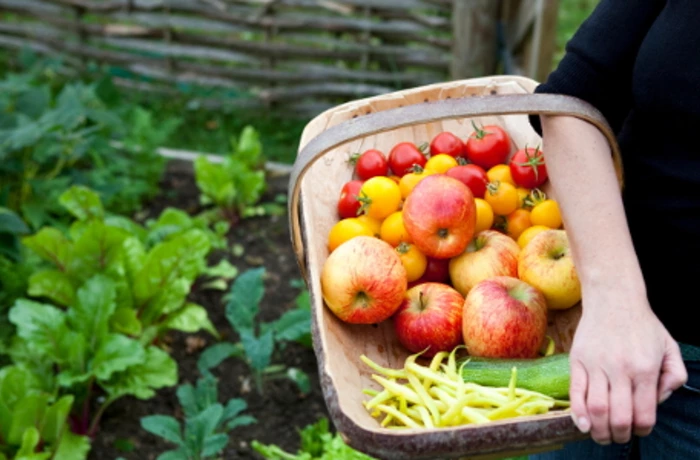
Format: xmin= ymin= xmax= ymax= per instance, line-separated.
xmin=87 ymin=160 xmax=331 ymax=460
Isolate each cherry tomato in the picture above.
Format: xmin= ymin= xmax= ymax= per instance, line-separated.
xmin=396 ymin=242 xmax=427 ymax=282
xmin=416 ymin=257 xmax=451 ymax=284
xmin=429 ymin=131 xmax=466 ymax=160
xmin=505 ymin=208 xmax=532 ymax=241
xmin=350 ymin=149 xmax=389 ymax=181
xmin=517 ymin=225 xmax=550 ymax=249
xmin=509 ymin=146 xmax=548 ymax=189
xmin=380 ymin=211 xmax=412 ymax=247
xmin=327 ymin=218 xmax=374 ymax=252
xmin=356 ymin=214 xmax=381 ymax=237
xmin=464 ymin=122 xmax=511 ymax=169
xmin=516 ymin=187 xmax=532 ymax=210
xmin=486 ymin=164 xmax=516 ymax=186
xmin=445 ymin=164 xmax=489 ymax=198
xmin=530 ymin=199 xmax=562 ymax=229
xmin=474 ymin=198 xmax=495 ymax=233
xmin=337 ymin=180 xmax=364 ymax=218
xmin=358 ymin=176 xmax=402 ymax=220
xmin=484 ymin=181 xmax=519 ymax=216
xmin=398 ymin=168 xmax=435 ymax=199
xmin=425 ymin=154 xmax=458 ymax=174
xmin=388 ymin=142 xmax=427 ymax=177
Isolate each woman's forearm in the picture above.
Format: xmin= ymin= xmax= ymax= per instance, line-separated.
xmin=538 ymin=115 xmax=648 ymax=309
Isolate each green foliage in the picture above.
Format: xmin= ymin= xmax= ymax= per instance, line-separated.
xmin=0 ymin=366 xmax=91 ymax=460
xmin=0 ymin=55 xmax=181 ymax=229
xmin=1 ymin=185 xmax=222 ymax=437
xmin=197 ymin=267 xmax=311 ymax=395
xmin=252 ymin=418 xmax=375 ymax=460
xmin=554 ymin=0 xmax=601 ymax=67
xmin=140 ymin=373 xmax=256 ymax=460
xmin=194 ymin=126 xmax=284 ymax=226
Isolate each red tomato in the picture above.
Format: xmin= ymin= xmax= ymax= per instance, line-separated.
xmin=509 ymin=146 xmax=548 ymax=189
xmin=350 ymin=149 xmax=389 ymax=180
xmin=388 ymin=142 xmax=427 ymax=177
xmin=429 ymin=131 xmax=466 ymax=160
xmin=416 ymin=257 xmax=451 ymax=284
xmin=337 ymin=180 xmax=364 ymax=218
xmin=464 ymin=122 xmax=511 ymax=170
xmin=445 ymin=164 xmax=489 ymax=199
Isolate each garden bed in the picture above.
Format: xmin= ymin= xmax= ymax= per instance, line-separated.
xmin=88 ymin=160 xmax=330 ymax=460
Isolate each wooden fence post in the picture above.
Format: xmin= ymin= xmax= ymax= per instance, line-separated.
xmin=451 ymin=0 xmax=500 ymax=80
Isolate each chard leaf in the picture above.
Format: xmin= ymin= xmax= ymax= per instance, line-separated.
xmin=7 ymin=392 xmax=50 ymax=444
xmin=225 ymin=267 xmax=265 ymax=333
xmin=109 ymin=307 xmax=142 ymax=336
xmin=194 ymin=156 xmax=236 ymax=208
xmin=141 ymin=415 xmax=183 ymax=446
xmin=69 ymin=221 xmax=129 ymax=279
xmin=121 ymin=237 xmax=146 ymax=286
xmin=9 ymin=300 xmax=68 ymax=361
xmin=53 ymin=430 xmax=91 ymax=460
xmin=14 ymin=427 xmax=51 ymax=460
xmin=141 ymin=278 xmax=189 ymax=323
xmin=203 ymin=259 xmax=238 ymax=280
xmin=162 ymin=303 xmax=219 ymax=338
xmin=92 ymin=334 xmax=146 ymax=381
xmin=22 ymin=228 xmax=72 ymax=271
xmin=0 ymin=366 xmax=41 ymax=439
xmin=40 ymin=395 xmax=73 ymax=443
xmin=27 ymin=269 xmax=76 ymax=306
xmin=55 ymin=333 xmax=90 ymax=387
xmin=67 ymin=276 xmax=116 ymax=351
xmin=58 ymin=185 xmax=104 ymax=221
xmin=234 ymin=125 xmax=262 ymax=166
xmin=102 ymin=346 xmax=177 ymax=400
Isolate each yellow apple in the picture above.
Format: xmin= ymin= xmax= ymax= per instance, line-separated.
xmin=517 ymin=229 xmax=581 ymax=310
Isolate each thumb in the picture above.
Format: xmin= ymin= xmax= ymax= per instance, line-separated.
xmin=657 ymin=338 xmax=687 ymax=403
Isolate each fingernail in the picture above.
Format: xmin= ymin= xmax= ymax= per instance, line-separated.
xmin=660 ymin=391 xmax=672 ymax=403
xmin=571 ymin=413 xmax=590 ymax=433
xmin=598 ymin=440 xmax=612 ymax=446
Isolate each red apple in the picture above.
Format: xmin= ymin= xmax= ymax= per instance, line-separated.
xmin=449 ymin=229 xmax=520 ymax=297
xmin=462 ymin=276 xmax=548 ymax=359
xmin=518 ymin=229 xmax=582 ymax=310
xmin=393 ymin=282 xmax=464 ymax=357
xmin=402 ymin=174 xmax=476 ymax=259
xmin=321 ymin=236 xmax=407 ymax=324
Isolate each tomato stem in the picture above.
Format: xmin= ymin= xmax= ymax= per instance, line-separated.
xmin=470 ymin=120 xmax=492 ymax=140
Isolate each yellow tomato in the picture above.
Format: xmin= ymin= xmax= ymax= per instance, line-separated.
xmin=517 ymin=225 xmax=551 ymax=249
xmin=484 ymin=181 xmax=519 ymax=216
xmin=396 ymin=242 xmax=427 ymax=282
xmin=327 ymin=218 xmax=374 ymax=253
xmin=530 ymin=199 xmax=563 ymax=228
xmin=486 ymin=164 xmax=515 ymax=186
xmin=425 ymin=154 xmax=459 ymax=174
xmin=356 ymin=214 xmax=382 ymax=237
xmin=516 ymin=187 xmax=532 ymax=209
xmin=398 ymin=169 xmax=434 ymax=199
xmin=505 ymin=208 xmax=532 ymax=241
xmin=473 ymin=198 xmax=494 ymax=234
xmin=380 ymin=211 xmax=412 ymax=247
xmin=359 ymin=176 xmax=402 ymax=220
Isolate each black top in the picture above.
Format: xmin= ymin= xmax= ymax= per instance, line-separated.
xmin=530 ymin=0 xmax=700 ymax=347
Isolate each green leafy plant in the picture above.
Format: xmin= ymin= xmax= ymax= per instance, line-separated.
xmin=194 ymin=126 xmax=282 ymax=227
xmin=197 ymin=267 xmax=311 ymax=395
xmin=2 ymin=185 xmax=222 ymax=437
xmin=141 ymin=373 xmax=256 ymax=460
xmin=0 ymin=58 xmax=181 ymax=229
xmin=251 ymin=417 xmax=375 ymax=460
xmin=0 ymin=366 xmax=91 ymax=460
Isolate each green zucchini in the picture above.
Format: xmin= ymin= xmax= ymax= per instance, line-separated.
xmin=459 ymin=353 xmax=570 ymax=399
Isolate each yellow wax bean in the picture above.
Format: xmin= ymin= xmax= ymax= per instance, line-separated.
xmin=375 ymin=404 xmax=422 ymax=428
xmin=361 ymin=355 xmax=407 ymax=379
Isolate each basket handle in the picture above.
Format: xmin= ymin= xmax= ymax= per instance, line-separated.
xmin=287 ymin=93 xmax=622 ymax=279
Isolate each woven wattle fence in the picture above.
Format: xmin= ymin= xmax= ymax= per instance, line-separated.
xmin=0 ymin=0 xmax=559 ymax=115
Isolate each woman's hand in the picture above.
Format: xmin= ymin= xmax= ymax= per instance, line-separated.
xmin=569 ymin=288 xmax=686 ymax=444
xmin=538 ymin=114 xmax=687 ymax=444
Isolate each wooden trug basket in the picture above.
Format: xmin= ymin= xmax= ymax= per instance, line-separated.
xmin=287 ymin=76 xmax=622 ymax=460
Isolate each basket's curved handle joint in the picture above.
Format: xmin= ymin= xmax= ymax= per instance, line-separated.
xmin=287 ymin=93 xmax=622 ymax=279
